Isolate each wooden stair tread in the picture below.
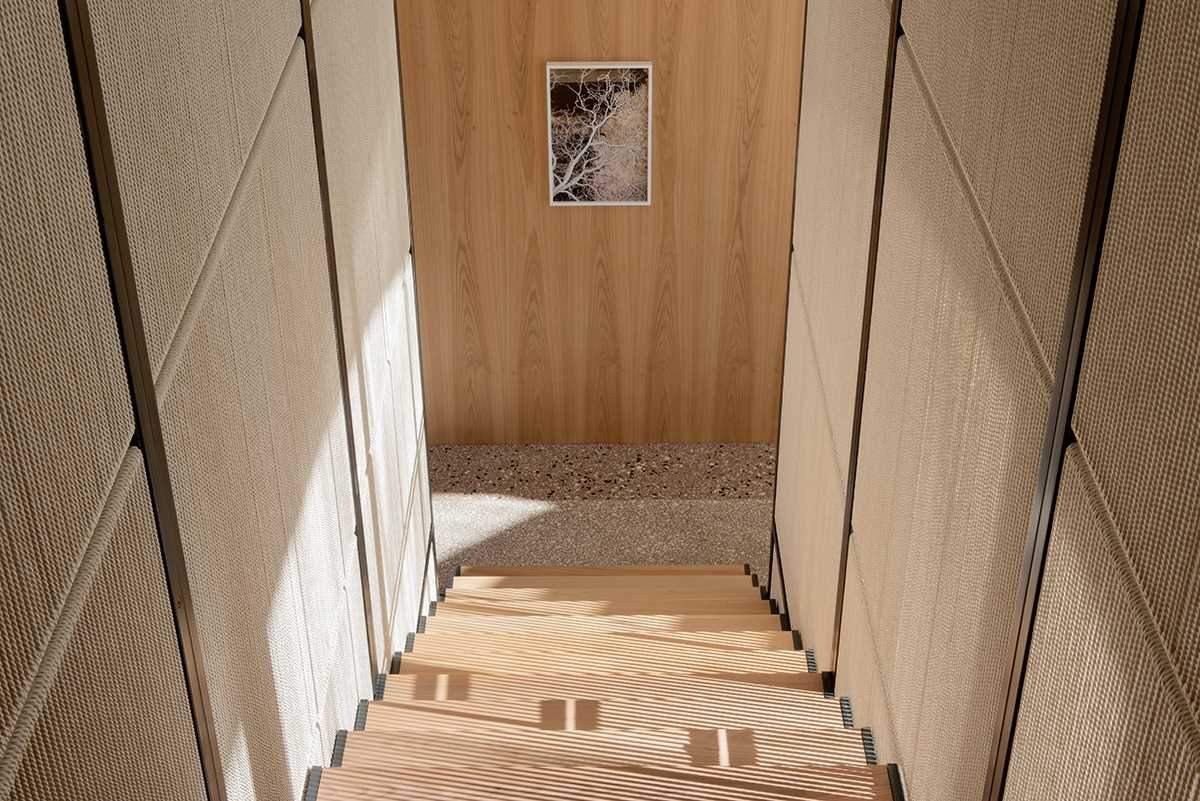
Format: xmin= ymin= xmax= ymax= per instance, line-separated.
xmin=378 ymin=671 xmax=834 ymax=725
xmin=432 ymin=597 xmax=773 ymax=617
xmin=457 ymin=564 xmax=749 ymax=576
xmin=406 ymin=628 xmax=801 ymax=654
xmin=338 ymin=725 xmax=872 ymax=770
xmin=396 ymin=642 xmax=812 ymax=676
xmin=307 ymin=563 xmax=897 ymax=801
xmin=441 ymin=586 xmax=765 ymax=602
xmin=315 ymin=761 xmax=893 ymax=801
xmin=359 ymin=701 xmax=860 ymax=747
xmin=421 ymin=612 xmax=786 ymax=634
xmin=449 ymin=574 xmax=756 ymax=590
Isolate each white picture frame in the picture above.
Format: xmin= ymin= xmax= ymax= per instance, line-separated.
xmin=546 ymin=61 xmax=653 ymax=206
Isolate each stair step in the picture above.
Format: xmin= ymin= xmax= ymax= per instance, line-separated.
xmin=449 ymin=574 xmax=756 ymax=590
xmin=457 ymin=563 xmax=750 ymax=576
xmin=337 ymin=725 xmax=872 ymax=770
xmin=441 ymin=586 xmax=764 ymax=602
xmin=406 ymin=629 xmax=801 ymax=655
xmin=315 ymin=761 xmax=894 ymax=800
xmin=433 ymin=596 xmax=773 ymax=617
xmin=364 ymin=694 xmax=849 ymax=740
xmin=422 ymin=612 xmax=786 ymax=634
xmin=396 ymin=639 xmax=813 ymax=676
xmin=378 ymin=671 xmax=835 ymax=728
xmin=307 ymin=560 xmax=893 ymax=800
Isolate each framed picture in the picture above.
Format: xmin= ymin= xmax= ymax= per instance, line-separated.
xmin=546 ymin=62 xmax=652 ymax=206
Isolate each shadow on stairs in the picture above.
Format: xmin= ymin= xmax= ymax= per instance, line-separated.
xmin=304 ymin=563 xmax=906 ymax=800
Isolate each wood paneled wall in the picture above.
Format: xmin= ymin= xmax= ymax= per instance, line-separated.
xmin=397 ymin=0 xmax=805 ymax=444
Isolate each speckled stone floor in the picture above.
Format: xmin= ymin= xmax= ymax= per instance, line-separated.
xmin=430 ymin=444 xmax=776 ymax=585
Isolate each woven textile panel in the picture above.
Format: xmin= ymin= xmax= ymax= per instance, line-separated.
xmin=788 ymin=0 xmax=893 ymax=466
xmin=836 ymin=545 xmax=899 ymax=764
xmin=900 ymin=0 xmax=1117 ymax=369
xmin=157 ymin=41 xmax=369 ymax=799
xmin=0 ymin=0 xmax=135 ymax=777
xmin=1071 ymin=0 xmax=1200 ymax=717
xmin=1009 ymin=1 xmax=1200 ymax=796
xmin=846 ymin=44 xmax=1047 ymax=801
xmin=773 ymin=263 xmax=845 ymax=671
xmin=87 ymin=0 xmax=299 ymax=374
xmin=1006 ymin=447 xmax=1199 ymax=800
xmin=312 ymin=0 xmax=424 ymax=666
xmin=775 ymin=0 xmax=891 ymax=668
xmin=6 ymin=451 xmax=206 ymax=801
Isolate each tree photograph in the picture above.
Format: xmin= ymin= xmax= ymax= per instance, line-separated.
xmin=547 ymin=63 xmax=651 ymax=205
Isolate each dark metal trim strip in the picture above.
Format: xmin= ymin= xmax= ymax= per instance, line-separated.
xmin=766 ymin=0 xmax=808 ymax=605
xmin=58 ymin=2 xmax=226 ymax=799
xmin=887 ymin=764 xmax=907 ymax=801
xmin=861 ymin=728 xmax=878 ymax=765
xmin=330 ymin=730 xmax=347 ymax=768
xmin=414 ymin=523 xmax=437 ymax=640
xmin=298 ymin=0 xmax=379 ymax=679
xmin=983 ymin=2 xmax=1146 ymax=799
xmin=839 ymin=697 xmax=854 ymax=729
xmin=830 ymin=0 xmax=905 ymax=676
xmin=303 ymin=767 xmax=322 ymax=801
xmin=354 ymin=699 xmax=369 ymax=731
xmin=771 ymin=521 xmax=794 ymax=631
xmin=766 ymin=524 xmax=777 ymax=598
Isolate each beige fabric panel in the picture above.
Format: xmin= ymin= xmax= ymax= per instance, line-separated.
xmin=772 ymin=264 xmax=843 ymax=669
xmin=1011 ymin=2 xmax=1200 ymax=795
xmin=87 ymin=0 xmax=299 ymax=374
xmin=6 ymin=450 xmax=207 ymax=801
xmin=789 ymin=0 xmax=893 ymax=467
xmin=158 ymin=43 xmax=369 ymax=798
xmin=1005 ymin=447 xmax=1199 ymax=800
xmin=312 ymin=0 xmax=423 ymax=666
xmin=0 ymin=0 xmax=135 ymax=771
xmin=900 ymin=0 xmax=1117 ymax=367
xmin=1071 ymin=0 xmax=1200 ymax=718
xmin=836 ymin=544 xmax=898 ymax=764
xmin=845 ymin=46 xmax=1047 ymax=801
xmin=774 ymin=0 xmax=891 ymax=667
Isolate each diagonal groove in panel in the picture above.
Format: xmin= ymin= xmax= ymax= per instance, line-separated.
xmin=791 ymin=269 xmax=850 ymax=494
xmin=1070 ymin=443 xmax=1200 ymax=756
xmin=896 ymin=39 xmax=1053 ymax=392
xmin=0 ymin=450 xmax=142 ymax=796
xmin=155 ymin=38 xmax=308 ymax=398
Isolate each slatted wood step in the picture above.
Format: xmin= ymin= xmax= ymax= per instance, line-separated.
xmin=307 ymin=563 xmax=901 ymax=801
xmin=448 ymin=574 xmax=756 ymax=590
xmin=315 ymin=761 xmax=894 ymax=800
xmin=406 ymin=628 xmax=801 ymax=655
xmin=421 ymin=612 xmax=787 ymax=634
xmin=456 ymin=563 xmax=750 ymax=576
xmin=397 ymin=638 xmax=812 ymax=677
xmin=361 ymin=697 xmax=859 ymax=746
xmin=432 ymin=596 xmax=774 ymax=617
xmin=441 ymin=586 xmax=764 ymax=603
xmin=378 ymin=671 xmax=834 ymax=728
xmin=336 ymin=724 xmax=872 ymax=770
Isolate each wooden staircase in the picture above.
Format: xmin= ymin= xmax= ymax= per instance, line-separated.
xmin=305 ymin=564 xmax=904 ymax=800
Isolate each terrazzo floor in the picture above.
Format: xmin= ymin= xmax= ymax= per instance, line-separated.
xmin=429 ymin=443 xmax=776 ymax=586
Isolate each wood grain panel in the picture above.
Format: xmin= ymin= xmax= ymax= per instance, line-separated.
xmin=397 ymin=0 xmax=805 ymax=443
